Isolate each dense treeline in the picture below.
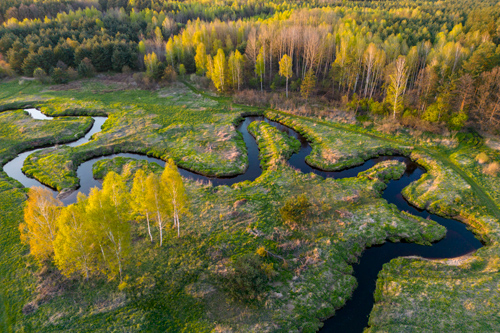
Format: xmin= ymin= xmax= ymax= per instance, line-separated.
xmin=1 ymin=0 xmax=500 ymax=131
xmin=0 ymin=0 xmax=99 ymax=24
xmin=158 ymin=6 xmax=500 ymax=131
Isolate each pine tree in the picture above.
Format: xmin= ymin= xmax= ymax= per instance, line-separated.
xmin=301 ymin=69 xmax=316 ymax=100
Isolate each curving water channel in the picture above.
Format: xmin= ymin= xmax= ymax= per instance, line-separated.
xmin=3 ymin=109 xmax=482 ymax=332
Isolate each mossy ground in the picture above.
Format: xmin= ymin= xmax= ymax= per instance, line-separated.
xmin=0 ymin=76 xmax=500 ymax=331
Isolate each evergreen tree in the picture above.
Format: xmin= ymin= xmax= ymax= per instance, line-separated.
xmin=301 ymin=69 xmax=316 ymax=100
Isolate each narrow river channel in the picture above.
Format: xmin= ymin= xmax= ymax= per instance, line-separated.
xmin=3 ymin=109 xmax=483 ymax=332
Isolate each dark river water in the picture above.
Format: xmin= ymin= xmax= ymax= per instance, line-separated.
xmin=2 ymin=109 xmax=483 ymax=332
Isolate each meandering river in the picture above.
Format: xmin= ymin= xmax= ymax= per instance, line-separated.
xmin=3 ymin=109 xmax=482 ymax=332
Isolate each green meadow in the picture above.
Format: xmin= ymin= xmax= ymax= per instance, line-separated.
xmin=0 ymin=77 xmax=499 ymax=332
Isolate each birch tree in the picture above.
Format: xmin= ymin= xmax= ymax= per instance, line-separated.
xmin=54 ymin=193 xmax=97 ymax=280
xmin=19 ymin=187 xmax=62 ymax=262
xmin=165 ymin=37 xmax=175 ymax=66
xmin=386 ymin=56 xmax=408 ymax=119
xmin=233 ymin=49 xmax=244 ymax=91
xmin=279 ymin=54 xmax=292 ymax=97
xmin=212 ymin=48 xmax=226 ymax=92
xmin=162 ymin=159 xmax=188 ymax=238
xmin=87 ymin=172 xmax=131 ymax=280
xmin=145 ymin=172 xmax=170 ymax=246
xmin=256 ymin=48 xmax=265 ymax=91
xmin=131 ymin=169 xmax=153 ymax=242
xmin=194 ymin=42 xmax=207 ymax=75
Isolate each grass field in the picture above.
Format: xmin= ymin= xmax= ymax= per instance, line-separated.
xmin=0 ymin=75 xmax=499 ymax=332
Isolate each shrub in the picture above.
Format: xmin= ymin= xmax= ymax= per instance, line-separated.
xmin=422 ymin=103 xmax=441 ymax=122
xmin=178 ymin=64 xmax=186 ymax=76
xmin=50 ymin=67 xmax=69 ymax=84
xmin=56 ymin=60 xmax=68 ymax=70
xmin=280 ymin=194 xmax=311 ymax=228
xmin=162 ymin=65 xmax=177 ymax=83
xmin=0 ymin=56 xmax=14 ymax=78
xmin=290 ymin=78 xmax=301 ymax=92
xmin=121 ymin=65 xmax=132 ymax=74
xmin=448 ymin=112 xmax=468 ymax=130
xmin=66 ymin=67 xmax=78 ymax=81
xmin=78 ymin=58 xmax=95 ymax=78
xmin=475 ymin=152 xmax=490 ymax=164
xmin=369 ymin=99 xmax=389 ymax=115
xmin=233 ymin=89 xmax=270 ymax=107
xmin=224 ymin=253 xmax=269 ymax=302
xmin=256 ymin=246 xmax=267 ymax=257
xmin=483 ymin=162 xmax=500 ymax=176
xmin=33 ymin=67 xmax=48 ymax=83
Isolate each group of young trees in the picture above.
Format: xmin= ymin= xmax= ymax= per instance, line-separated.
xmin=19 ymin=160 xmax=188 ymax=281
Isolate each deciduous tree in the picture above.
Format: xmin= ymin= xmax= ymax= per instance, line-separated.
xmin=279 ymin=54 xmax=292 ymax=97
xmin=212 ymin=48 xmax=226 ymax=92
xmin=162 ymin=159 xmax=188 ymax=238
xmin=386 ymin=56 xmax=408 ymax=119
xmin=131 ymin=169 xmax=153 ymax=242
xmin=19 ymin=187 xmax=62 ymax=262
xmin=145 ymin=173 xmax=170 ymax=246
xmin=54 ymin=193 xmax=97 ymax=280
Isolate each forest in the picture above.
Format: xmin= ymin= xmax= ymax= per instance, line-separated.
xmin=0 ymin=0 xmax=500 ymax=132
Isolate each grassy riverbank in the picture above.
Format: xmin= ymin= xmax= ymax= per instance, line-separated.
xmin=0 ymin=76 xmax=499 ymax=331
